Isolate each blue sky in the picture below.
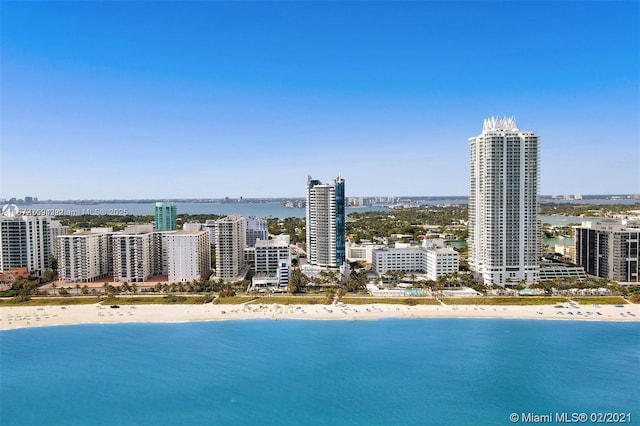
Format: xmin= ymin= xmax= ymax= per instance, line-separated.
xmin=1 ymin=1 xmax=638 ymax=199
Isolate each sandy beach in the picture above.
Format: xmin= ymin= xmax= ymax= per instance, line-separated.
xmin=1 ymin=301 xmax=639 ymax=330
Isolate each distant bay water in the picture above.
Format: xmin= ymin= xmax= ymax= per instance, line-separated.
xmin=1 ymin=319 xmax=637 ymax=426
xmin=18 ymin=200 xmax=632 ymax=223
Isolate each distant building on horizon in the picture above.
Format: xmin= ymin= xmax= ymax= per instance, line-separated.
xmin=154 ymin=202 xmax=177 ymax=231
xmin=468 ymin=117 xmax=540 ymax=287
xmin=306 ymin=175 xmax=345 ymax=268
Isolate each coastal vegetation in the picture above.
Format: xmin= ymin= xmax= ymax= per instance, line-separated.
xmin=570 ymin=296 xmax=628 ymax=305
xmin=102 ymin=295 xmax=216 ymax=305
xmin=539 ymin=202 xmax=640 ymax=217
xmin=346 ymin=206 xmax=468 ymax=243
xmin=0 ymin=297 xmax=102 ymax=306
xmin=339 ymin=297 xmax=441 ymax=305
xmin=247 ymin=296 xmax=329 ymax=305
xmin=440 ymin=297 xmax=569 ymax=305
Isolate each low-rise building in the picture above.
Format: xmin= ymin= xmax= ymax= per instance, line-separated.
xmin=538 ymin=259 xmax=587 ymax=282
xmin=372 ymin=241 xmax=459 ymax=281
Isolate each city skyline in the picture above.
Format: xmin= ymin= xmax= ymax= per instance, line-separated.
xmin=1 ymin=2 xmax=639 ymax=199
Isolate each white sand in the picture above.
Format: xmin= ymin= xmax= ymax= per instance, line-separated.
xmin=1 ymin=301 xmax=638 ymax=330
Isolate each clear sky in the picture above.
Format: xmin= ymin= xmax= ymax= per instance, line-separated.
xmin=1 ymin=1 xmax=638 ymax=199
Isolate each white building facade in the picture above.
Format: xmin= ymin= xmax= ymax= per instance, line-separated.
xmin=0 ymin=215 xmax=52 ymax=277
xmin=215 ymin=215 xmax=246 ymax=280
xmin=254 ymin=235 xmax=291 ymax=287
xmin=372 ymin=245 xmax=459 ymax=281
xmin=469 ymin=117 xmax=540 ymax=286
xmin=306 ymin=176 xmax=345 ymax=267
xmin=58 ymin=228 xmax=112 ymax=283
xmin=166 ymin=230 xmax=211 ymax=282
xmin=112 ymin=232 xmax=155 ymax=283
xmin=50 ymin=220 xmax=68 ymax=259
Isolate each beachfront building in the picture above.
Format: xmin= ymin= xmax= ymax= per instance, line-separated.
xmin=373 ymin=247 xmax=425 ymax=275
xmin=49 ymin=220 xmax=68 ymax=259
xmin=0 ymin=215 xmax=51 ymax=277
xmin=165 ymin=230 xmax=211 ymax=282
xmin=372 ymin=243 xmax=459 ymax=281
xmin=346 ymin=241 xmax=385 ymax=263
xmin=253 ymin=235 xmax=291 ymax=288
xmin=424 ymin=247 xmax=460 ymax=280
xmin=245 ymin=217 xmax=268 ymax=247
xmin=469 ymin=116 xmax=540 ymax=286
xmin=112 ymin=226 xmax=157 ymax=283
xmin=58 ymin=228 xmax=112 ymax=282
xmin=538 ymin=259 xmax=587 ymax=282
xmin=154 ymin=202 xmax=177 ymax=231
xmin=574 ymin=220 xmax=640 ymax=284
xmin=215 ymin=214 xmax=246 ymax=280
xmin=306 ymin=175 xmax=345 ymax=267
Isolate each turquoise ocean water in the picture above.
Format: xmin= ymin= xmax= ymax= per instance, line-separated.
xmin=1 ymin=319 xmax=638 ymax=425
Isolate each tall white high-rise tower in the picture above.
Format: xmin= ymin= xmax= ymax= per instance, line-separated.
xmin=469 ymin=117 xmax=540 ymax=286
xmin=305 ymin=176 xmax=345 ymax=267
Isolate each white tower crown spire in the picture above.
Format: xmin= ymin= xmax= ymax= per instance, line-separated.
xmin=483 ymin=116 xmax=518 ymax=132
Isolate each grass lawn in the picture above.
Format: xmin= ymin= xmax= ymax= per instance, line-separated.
xmin=247 ymin=296 xmax=330 ymax=305
xmin=102 ymin=295 xmax=213 ymax=305
xmin=0 ymin=297 xmax=102 ymax=306
xmin=570 ymin=296 xmax=628 ymax=305
xmin=214 ymin=296 xmax=257 ymax=304
xmin=440 ymin=297 xmax=569 ymax=305
xmin=340 ymin=297 xmax=441 ymax=305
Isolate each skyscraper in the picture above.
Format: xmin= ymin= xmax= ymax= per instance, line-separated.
xmin=154 ymin=202 xmax=177 ymax=231
xmin=469 ymin=117 xmax=540 ymax=286
xmin=0 ymin=215 xmax=51 ymax=277
xmin=215 ymin=214 xmax=246 ymax=280
xmin=306 ymin=176 xmax=345 ymax=268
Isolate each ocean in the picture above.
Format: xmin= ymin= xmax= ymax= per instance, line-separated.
xmin=1 ymin=319 xmax=638 ymax=425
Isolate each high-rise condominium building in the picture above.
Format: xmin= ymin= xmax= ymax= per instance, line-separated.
xmin=50 ymin=220 xmax=68 ymax=259
xmin=112 ymin=228 xmax=156 ymax=283
xmin=245 ymin=217 xmax=268 ymax=247
xmin=165 ymin=230 xmax=211 ymax=282
xmin=469 ymin=117 xmax=540 ymax=286
xmin=0 ymin=215 xmax=51 ymax=277
xmin=306 ymin=176 xmax=345 ymax=267
xmin=58 ymin=228 xmax=113 ymax=283
xmin=215 ymin=214 xmax=246 ymax=280
xmin=255 ymin=235 xmax=291 ymax=286
xmin=574 ymin=221 xmax=639 ymax=284
xmin=205 ymin=220 xmax=217 ymax=248
xmin=154 ymin=202 xmax=177 ymax=231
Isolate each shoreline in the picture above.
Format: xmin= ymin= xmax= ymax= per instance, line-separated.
xmin=1 ymin=302 xmax=638 ymax=331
